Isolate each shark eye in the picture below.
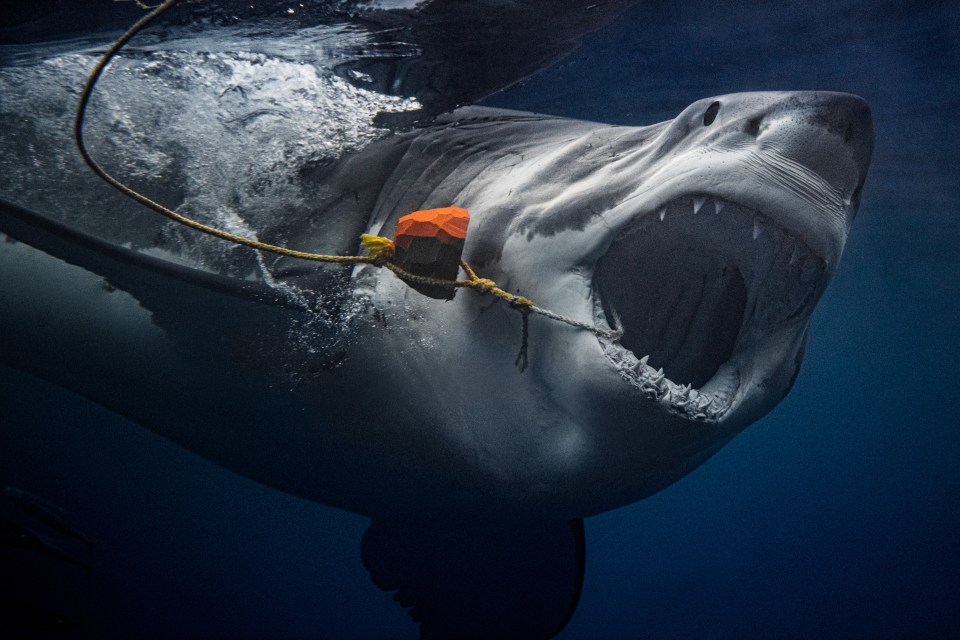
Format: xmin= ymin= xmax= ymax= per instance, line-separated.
xmin=703 ymin=101 xmax=720 ymax=126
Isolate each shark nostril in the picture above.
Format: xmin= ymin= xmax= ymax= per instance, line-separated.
xmin=745 ymin=116 xmax=762 ymax=137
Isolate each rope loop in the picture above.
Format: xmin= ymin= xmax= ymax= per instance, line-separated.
xmin=73 ymin=0 xmax=623 ymax=372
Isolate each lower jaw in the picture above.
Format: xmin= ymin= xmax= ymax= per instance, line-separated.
xmin=596 ymin=330 xmax=740 ymax=422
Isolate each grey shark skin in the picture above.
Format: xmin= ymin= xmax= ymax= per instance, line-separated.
xmin=332 ymin=91 xmax=872 ymax=517
xmin=0 ymin=91 xmax=872 ymax=636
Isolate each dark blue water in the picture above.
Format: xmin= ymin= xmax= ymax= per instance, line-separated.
xmin=2 ymin=0 xmax=958 ymax=637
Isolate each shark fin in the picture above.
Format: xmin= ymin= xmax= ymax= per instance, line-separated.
xmin=361 ymin=515 xmax=585 ymax=640
xmin=0 ymin=197 xmax=299 ymax=310
xmin=0 ymin=197 xmax=346 ymax=485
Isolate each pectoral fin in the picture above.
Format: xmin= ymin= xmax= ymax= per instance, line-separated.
xmin=361 ymin=515 xmax=585 ymax=640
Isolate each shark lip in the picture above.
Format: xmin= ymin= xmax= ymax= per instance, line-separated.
xmin=591 ymin=194 xmax=829 ymax=421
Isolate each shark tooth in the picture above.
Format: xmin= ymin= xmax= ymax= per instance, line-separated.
xmin=714 ymin=199 xmax=724 ymax=214
xmin=693 ymin=197 xmax=706 ymax=214
xmin=658 ymin=208 xmax=666 ymax=222
xmin=752 ymin=217 xmax=762 ymax=240
xmin=639 ymin=355 xmax=649 ymax=365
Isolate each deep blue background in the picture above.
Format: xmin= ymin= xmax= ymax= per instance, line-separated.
xmin=2 ymin=0 xmax=958 ymax=637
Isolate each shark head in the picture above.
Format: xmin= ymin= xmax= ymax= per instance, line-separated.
xmin=351 ymin=91 xmax=872 ymax=517
xmin=588 ymin=92 xmax=873 ymax=421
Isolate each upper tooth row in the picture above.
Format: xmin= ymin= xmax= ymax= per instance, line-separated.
xmin=656 ymin=197 xmax=767 ymax=242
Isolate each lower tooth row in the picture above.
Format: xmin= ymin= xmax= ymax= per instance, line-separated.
xmin=602 ymin=340 xmax=730 ymax=420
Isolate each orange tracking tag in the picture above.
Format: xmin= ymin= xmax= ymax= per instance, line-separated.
xmin=392 ymin=207 xmax=470 ymax=300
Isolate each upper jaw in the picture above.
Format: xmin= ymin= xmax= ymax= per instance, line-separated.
xmin=589 ymin=190 xmax=840 ymax=423
xmin=591 ymin=145 xmax=856 ymax=270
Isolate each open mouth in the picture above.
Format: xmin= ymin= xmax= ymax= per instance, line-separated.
xmin=592 ymin=195 xmax=828 ymax=421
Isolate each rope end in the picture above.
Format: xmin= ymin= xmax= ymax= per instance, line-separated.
xmin=514 ymin=311 xmax=530 ymax=372
xmin=360 ymin=234 xmax=394 ymax=262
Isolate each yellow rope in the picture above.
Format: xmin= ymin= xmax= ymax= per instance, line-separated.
xmin=359 ymin=234 xmax=395 ymax=262
xmin=73 ymin=0 xmax=621 ymax=371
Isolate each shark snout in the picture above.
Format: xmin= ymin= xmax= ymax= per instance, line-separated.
xmin=754 ymin=92 xmax=874 ymax=209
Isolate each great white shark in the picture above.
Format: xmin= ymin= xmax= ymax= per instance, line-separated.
xmin=0 ymin=2 xmax=873 ymax=638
